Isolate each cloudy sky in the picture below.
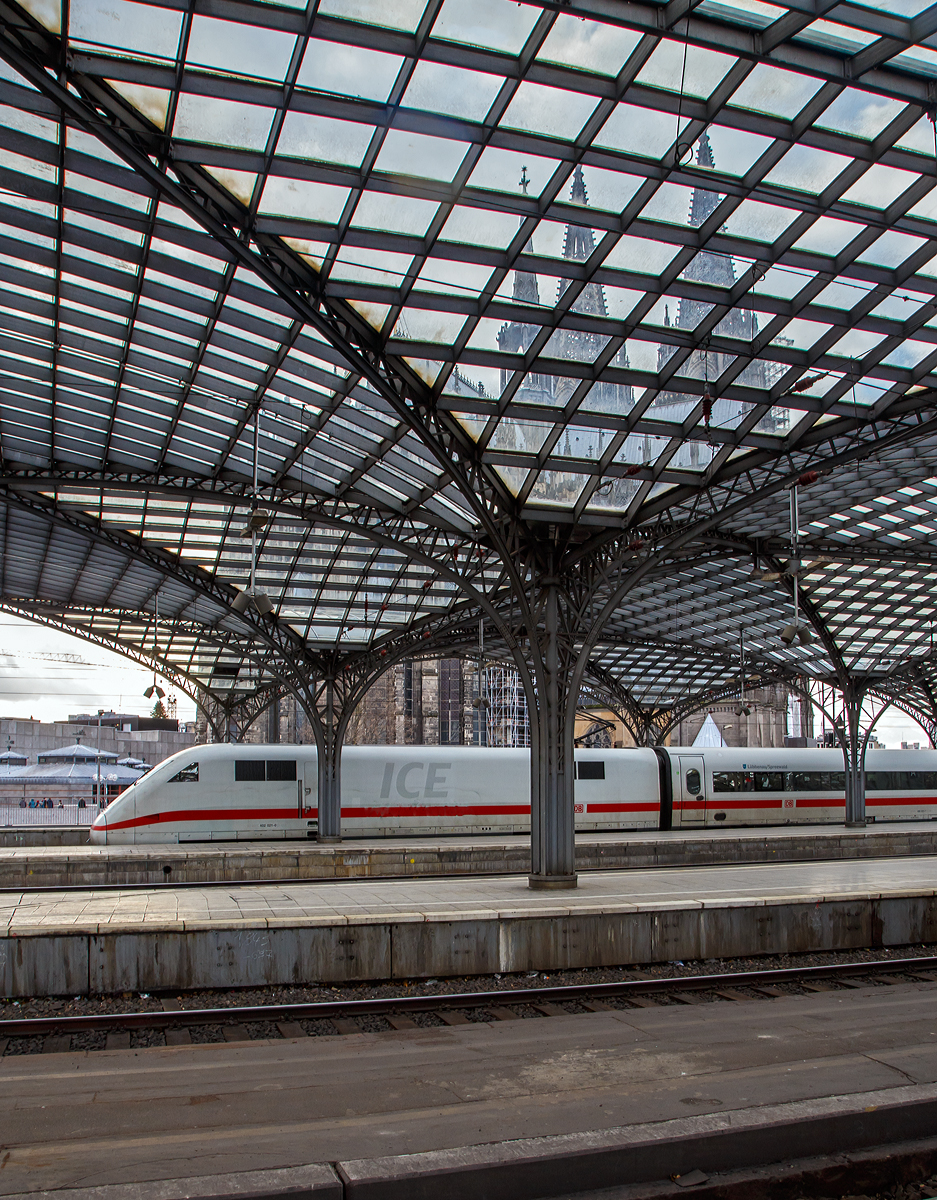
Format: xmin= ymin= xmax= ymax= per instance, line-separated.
xmin=0 ymin=615 xmax=197 ymax=724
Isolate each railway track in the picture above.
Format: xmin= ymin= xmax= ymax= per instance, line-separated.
xmin=3 ymin=954 xmax=937 ymax=1055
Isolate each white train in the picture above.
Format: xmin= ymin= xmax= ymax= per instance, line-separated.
xmin=88 ymin=744 xmax=937 ymax=844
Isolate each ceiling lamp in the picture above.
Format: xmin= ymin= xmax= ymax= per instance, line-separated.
xmin=241 ymin=508 xmax=272 ymax=536
xmin=233 ymin=408 xmax=274 ymax=618
xmin=232 ymin=588 xmax=273 ymax=616
xmin=144 ymin=594 xmax=166 ymax=698
xmin=777 ymin=484 xmax=813 ymax=648
xmin=735 ymin=630 xmax=752 ymax=716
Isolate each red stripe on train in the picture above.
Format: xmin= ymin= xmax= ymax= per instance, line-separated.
xmin=586 ymin=804 xmax=659 ymax=813
xmin=341 ymin=805 xmax=530 ymax=817
xmin=99 ymin=804 xmax=532 ymax=831
xmin=99 ymin=807 xmax=312 ymax=831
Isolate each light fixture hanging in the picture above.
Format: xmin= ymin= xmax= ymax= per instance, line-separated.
xmin=735 ymin=629 xmax=751 ymax=717
xmin=778 ymin=484 xmax=811 ymax=646
xmin=234 ymin=407 xmax=274 ymax=617
xmin=144 ymin=593 xmax=165 ymax=699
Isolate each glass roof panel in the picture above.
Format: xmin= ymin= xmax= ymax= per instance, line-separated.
xmin=635 ymin=39 xmax=736 ymax=98
xmin=432 ymin=0 xmax=541 ymax=54
xmin=276 ymin=112 xmax=374 ymax=167
xmin=595 ymin=104 xmax=689 ymax=161
xmin=402 ymin=61 xmax=503 ymax=122
xmin=318 ymin=0 xmax=428 ymax=33
xmin=69 ymin=0 xmax=181 ymax=59
xmin=727 ymin=64 xmax=824 ymax=118
xmin=374 ymin=130 xmax=470 ymax=182
xmin=185 ymin=16 xmax=296 ymax=81
xmin=500 ymin=81 xmax=599 ymax=140
xmin=467 ymin=148 xmax=561 ymax=197
xmin=258 ymin=177 xmax=350 ymax=223
xmin=173 ymin=95 xmax=275 ymax=151
xmin=296 ymin=39 xmax=403 ymax=101
xmin=536 ymin=16 xmax=641 ymax=76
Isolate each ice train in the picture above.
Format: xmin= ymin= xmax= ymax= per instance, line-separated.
xmin=88 ymin=743 xmax=937 ymax=844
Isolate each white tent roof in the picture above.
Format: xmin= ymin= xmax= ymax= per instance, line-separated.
xmin=693 ymin=714 xmax=727 ymax=748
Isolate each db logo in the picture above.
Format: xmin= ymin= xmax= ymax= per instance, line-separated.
xmin=783 ymin=797 xmax=795 ymax=809
xmin=574 ymin=803 xmax=584 ymax=814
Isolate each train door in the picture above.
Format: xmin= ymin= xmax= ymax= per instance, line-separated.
xmin=302 ymin=760 xmax=318 ymax=836
xmin=678 ymin=755 xmax=707 ymax=824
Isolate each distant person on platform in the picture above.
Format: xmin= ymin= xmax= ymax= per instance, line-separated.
xmin=77 ymin=797 xmax=86 ymax=809
xmin=18 ymin=798 xmax=25 ymax=808
xmin=27 ymin=798 xmax=37 ymax=808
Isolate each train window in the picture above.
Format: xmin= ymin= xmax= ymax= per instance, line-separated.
xmin=235 ymin=760 xmax=265 ymax=782
xmin=896 ymin=771 xmax=937 ymax=790
xmin=713 ymin=771 xmax=751 ymax=792
xmin=754 ymin=772 xmax=783 ymax=791
xmin=169 ymin=762 xmax=198 ymax=783
xmin=685 ymin=768 xmax=702 ymax=795
xmin=267 ymin=760 xmax=297 ymax=782
xmin=786 ymin=772 xmax=845 ymax=791
xmin=866 ymin=772 xmax=894 ymax=790
xmin=577 ymin=761 xmax=605 ymax=780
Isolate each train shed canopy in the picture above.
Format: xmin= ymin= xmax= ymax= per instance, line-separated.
xmin=1 ymin=0 xmax=937 ymax=739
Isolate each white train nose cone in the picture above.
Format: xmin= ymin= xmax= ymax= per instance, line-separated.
xmin=89 ymin=815 xmax=107 ymax=845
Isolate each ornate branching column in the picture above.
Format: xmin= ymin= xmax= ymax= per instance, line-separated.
xmin=316 ymin=675 xmax=342 ymax=843
xmin=528 ymin=578 xmax=578 ymax=888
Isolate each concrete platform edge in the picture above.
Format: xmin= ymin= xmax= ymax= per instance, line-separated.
xmin=337 ymin=1081 xmax=937 ymax=1200
xmin=4 ymin=890 xmax=937 ymax=994
xmin=5 ymin=822 xmax=937 ymax=884
xmin=5 ymin=1084 xmax=937 ymax=1200
xmin=0 ymin=1164 xmax=342 ymax=1200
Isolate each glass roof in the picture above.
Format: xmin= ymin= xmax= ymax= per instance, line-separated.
xmin=1 ymin=0 xmax=937 ymax=723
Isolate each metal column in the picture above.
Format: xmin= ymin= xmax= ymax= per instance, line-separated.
xmin=529 ymin=581 xmax=577 ymax=889
xmin=317 ymin=676 xmax=342 ymax=843
xmin=266 ymin=693 xmax=280 ymax=743
xmin=844 ymin=691 xmax=866 ymax=828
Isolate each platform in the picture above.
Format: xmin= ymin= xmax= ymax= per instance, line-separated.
xmin=4 ymin=820 xmax=937 ymax=888
xmin=2 ymin=979 xmax=937 ymax=1198
xmin=2 ymin=857 xmax=937 ymax=996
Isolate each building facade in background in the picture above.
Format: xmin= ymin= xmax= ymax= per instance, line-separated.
xmin=0 ymin=716 xmax=197 ymax=766
xmin=260 ymin=667 xmax=794 ymax=750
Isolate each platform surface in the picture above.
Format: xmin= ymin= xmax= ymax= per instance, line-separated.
xmin=4 ymin=820 xmax=937 ymax=890
xmin=1 ymin=979 xmax=936 ymax=1194
xmin=3 ymin=854 xmax=937 ymax=934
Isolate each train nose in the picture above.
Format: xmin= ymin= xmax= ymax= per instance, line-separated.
xmin=89 ymin=814 xmax=107 ymax=845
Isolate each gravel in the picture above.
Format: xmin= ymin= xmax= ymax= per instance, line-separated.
xmin=797 ymin=1182 xmax=937 ymax=1199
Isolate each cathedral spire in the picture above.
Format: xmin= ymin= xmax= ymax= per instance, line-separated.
xmin=688 ymin=130 xmax=720 ymax=230
xmin=557 ymin=166 xmax=607 ymax=318
xmin=562 ymin=166 xmax=597 ymax=264
xmin=512 ymin=164 xmax=540 ymax=306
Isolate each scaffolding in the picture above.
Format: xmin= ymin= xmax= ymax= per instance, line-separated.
xmin=473 ymin=664 xmax=530 ymax=748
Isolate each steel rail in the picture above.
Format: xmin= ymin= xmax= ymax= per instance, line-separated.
xmin=2 ymin=955 xmax=935 ymax=1039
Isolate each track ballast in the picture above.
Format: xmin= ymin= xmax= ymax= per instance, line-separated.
xmin=2 ymin=954 xmax=936 ymax=1055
